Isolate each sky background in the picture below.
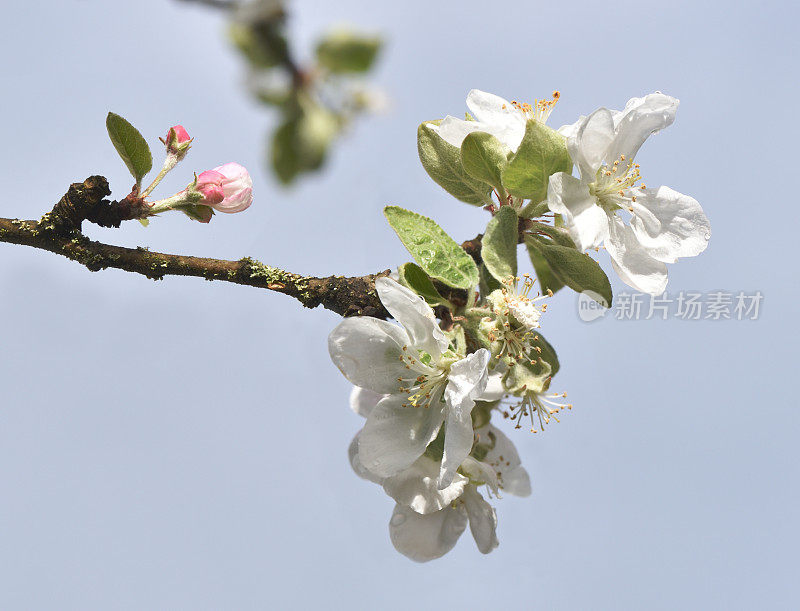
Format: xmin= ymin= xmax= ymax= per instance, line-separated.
xmin=0 ymin=0 xmax=798 ymax=609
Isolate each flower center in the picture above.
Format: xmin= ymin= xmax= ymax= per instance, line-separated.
xmin=396 ymin=347 xmax=449 ymax=409
xmin=502 ymin=91 xmax=561 ymax=124
xmin=486 ymin=275 xmax=550 ymax=363
xmin=589 ymin=154 xmax=648 ymax=213
xmin=504 ymin=275 xmax=546 ymax=330
xmin=502 ymin=390 xmax=572 ymax=433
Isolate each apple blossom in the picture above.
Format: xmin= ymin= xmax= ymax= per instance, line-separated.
xmin=348 ymin=387 xmax=530 ymax=561
xmin=194 ymin=162 xmax=253 ymax=213
xmin=329 ymin=277 xmax=491 ymax=488
xmin=547 ymin=93 xmax=711 ymax=294
xmin=430 ymin=88 xmax=561 ymax=152
xmin=481 ymin=275 xmax=550 ymax=364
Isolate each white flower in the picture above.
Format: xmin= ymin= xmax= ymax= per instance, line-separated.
xmin=349 ymin=392 xmax=530 ymax=562
xmin=429 ymin=89 xmax=561 ymax=152
xmin=328 ymin=278 xmax=490 ymax=487
xmin=547 ymin=92 xmax=711 ymax=295
xmin=386 ymin=424 xmax=531 ymax=562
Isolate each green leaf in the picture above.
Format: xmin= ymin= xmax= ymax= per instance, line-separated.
xmin=531 ymin=330 xmax=560 ymax=376
xmin=106 ymin=112 xmax=153 ymax=185
xmin=384 ymin=206 xmax=479 ymax=290
xmin=479 ymin=264 xmax=503 ymax=297
xmin=177 ymin=204 xmax=214 ymax=223
xmin=519 ymin=199 xmax=550 ymax=219
xmin=501 ymin=120 xmax=571 ymax=202
xmin=460 ymin=131 xmax=508 ymax=193
xmin=482 ymin=206 xmax=518 ymax=283
xmin=315 ymin=31 xmax=382 ymax=73
xmin=417 ymin=122 xmax=493 ymax=206
xmin=527 ymin=222 xmax=577 ymax=248
xmin=531 ymin=242 xmax=612 ymax=306
xmin=525 ymin=238 xmax=565 ymax=295
xmin=397 ymin=262 xmax=450 ymax=308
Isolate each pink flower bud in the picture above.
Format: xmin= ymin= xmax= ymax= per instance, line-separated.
xmin=165 ymin=125 xmax=192 ymax=160
xmin=194 ymin=163 xmax=253 ymax=213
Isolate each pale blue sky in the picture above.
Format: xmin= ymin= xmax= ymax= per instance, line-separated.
xmin=0 ymin=1 xmax=798 ymax=609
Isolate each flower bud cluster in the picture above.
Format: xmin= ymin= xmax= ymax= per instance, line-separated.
xmin=139 ymin=124 xmax=253 ymax=223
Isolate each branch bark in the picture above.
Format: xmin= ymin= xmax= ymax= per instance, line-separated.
xmin=0 ymin=176 xmax=492 ymax=319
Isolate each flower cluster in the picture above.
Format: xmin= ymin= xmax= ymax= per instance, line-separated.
xmin=432 ymin=89 xmax=710 ymax=294
xmin=329 ymin=87 xmax=710 ymax=561
xmin=330 ymin=278 xmax=547 ymax=560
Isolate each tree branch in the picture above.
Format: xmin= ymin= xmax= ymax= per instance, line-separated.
xmin=0 ymin=176 xmax=491 ymax=319
xmin=0 ymin=176 xmax=395 ymax=318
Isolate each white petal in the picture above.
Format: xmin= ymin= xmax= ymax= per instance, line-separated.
xmin=570 ymin=108 xmax=616 ymax=177
xmin=430 ymin=116 xmax=488 ymax=148
xmin=375 ymin=277 xmax=447 ymax=359
xmin=557 ymin=115 xmax=585 ymax=140
xmin=359 ymin=394 xmax=445 ymax=478
xmin=547 ymin=173 xmax=609 ymax=250
xmin=382 ymin=456 xmax=468 ymax=514
xmin=465 ymin=89 xmax=514 ymax=124
xmin=607 ymin=92 xmax=679 ymax=162
xmin=463 ymin=487 xmax=499 ymax=554
xmin=348 ymin=432 xmax=384 ymax=484
xmin=502 ymin=466 xmax=532 ymax=497
xmin=328 ymin=317 xmax=411 ymax=394
xmin=476 ymin=424 xmax=529 ymax=496
xmin=478 ymin=372 xmax=505 ymax=402
xmin=481 ymin=424 xmax=522 ymax=471
xmin=630 ymin=186 xmax=711 ymax=263
xmin=439 ymin=350 xmax=491 ymax=488
xmin=389 ymin=503 xmax=467 ymax=562
xmin=465 ymin=89 xmax=526 ymax=150
xmin=349 ymin=386 xmax=384 ymax=418
xmin=605 ymin=215 xmax=668 ymax=295
xmin=461 ymin=456 xmax=499 ymax=495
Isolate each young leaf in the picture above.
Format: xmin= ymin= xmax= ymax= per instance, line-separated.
xmin=384 ymin=206 xmax=479 ymax=290
xmin=526 ymin=238 xmax=565 ymax=295
xmin=519 ymin=199 xmax=550 ymax=219
xmin=106 ymin=112 xmax=153 ymax=184
xmin=527 ymin=222 xmax=576 ymax=248
xmin=397 ymin=262 xmax=451 ymax=308
xmin=177 ymin=204 xmax=214 ymax=223
xmin=460 ymin=131 xmax=508 ymax=193
xmin=417 ymin=122 xmax=493 ymax=206
xmin=501 ymin=120 xmax=571 ymax=203
xmin=482 ymin=206 xmax=518 ymax=283
xmin=315 ymin=31 xmax=382 ymax=73
xmin=531 ymin=242 xmax=612 ymax=306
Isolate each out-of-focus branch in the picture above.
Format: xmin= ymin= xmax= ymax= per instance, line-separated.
xmin=177 ymin=0 xmax=304 ymax=85
xmin=176 ymin=0 xmax=238 ymax=11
